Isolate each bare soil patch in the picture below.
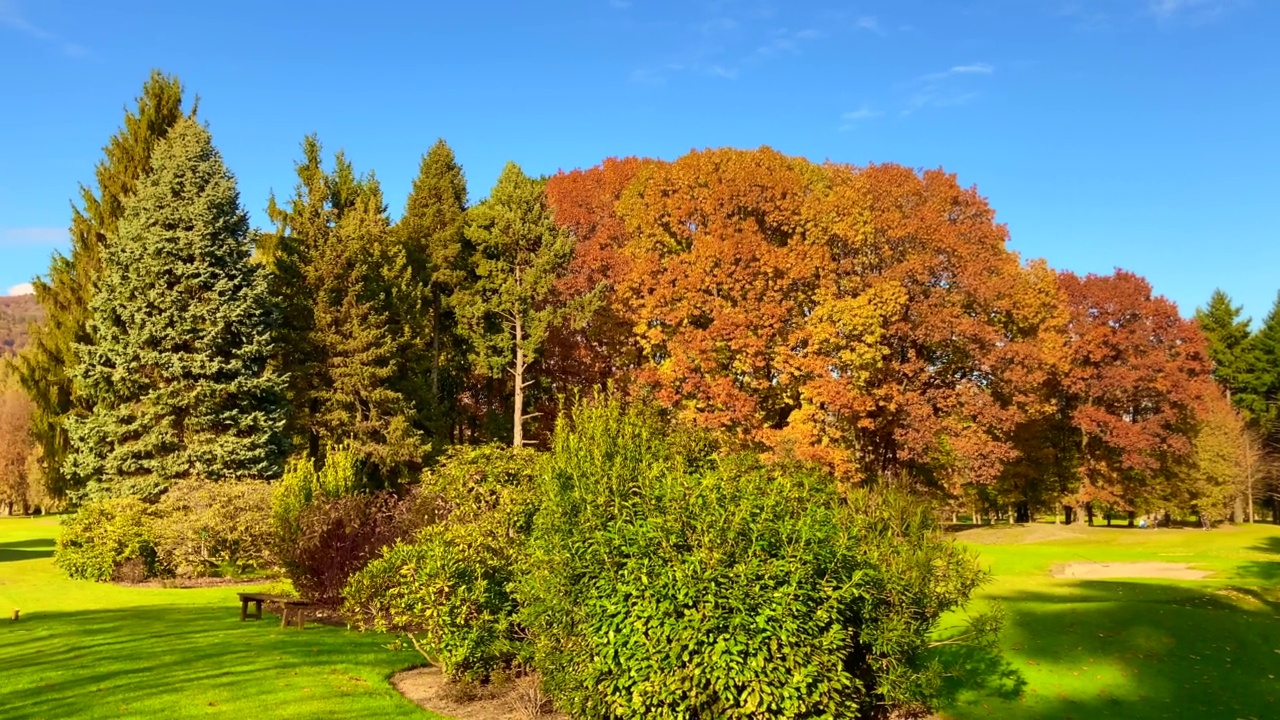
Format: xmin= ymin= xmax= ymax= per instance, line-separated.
xmin=1051 ymin=561 xmax=1213 ymax=580
xmin=115 ymin=576 xmax=266 ymax=589
xmin=392 ymin=666 xmax=565 ymax=720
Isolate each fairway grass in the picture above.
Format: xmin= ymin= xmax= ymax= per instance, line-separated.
xmin=942 ymin=521 xmax=1280 ymax=720
xmin=4 ymin=516 xmax=1279 ymax=719
xmin=0 ymin=517 xmax=435 ymax=719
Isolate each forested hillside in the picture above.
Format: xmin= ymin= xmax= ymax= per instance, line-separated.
xmin=0 ymin=295 xmax=41 ymax=356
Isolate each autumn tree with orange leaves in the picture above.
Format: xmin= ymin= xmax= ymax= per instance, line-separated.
xmin=547 ymin=148 xmax=1065 ymax=493
xmin=1051 ymin=271 xmax=1213 ymax=525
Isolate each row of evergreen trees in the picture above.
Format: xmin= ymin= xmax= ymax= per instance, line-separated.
xmin=1196 ymin=289 xmax=1280 ymax=434
xmin=15 ymin=72 xmax=569 ymax=499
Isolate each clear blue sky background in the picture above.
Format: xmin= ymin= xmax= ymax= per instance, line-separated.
xmin=1 ymin=0 xmax=1276 ymax=322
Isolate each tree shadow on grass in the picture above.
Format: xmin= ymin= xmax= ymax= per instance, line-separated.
xmin=1239 ymin=536 xmax=1280 ymax=584
xmin=0 ymin=537 xmax=54 ymax=563
xmin=942 ymin=580 xmax=1280 ymax=720
xmin=0 ymin=603 xmax=425 ymax=719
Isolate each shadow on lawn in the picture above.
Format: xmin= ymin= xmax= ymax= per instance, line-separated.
xmin=1240 ymin=535 xmax=1280 ymax=584
xmin=0 ymin=603 xmax=419 ymax=719
xmin=0 ymin=537 xmax=55 ymax=563
xmin=944 ymin=580 xmax=1280 ymax=720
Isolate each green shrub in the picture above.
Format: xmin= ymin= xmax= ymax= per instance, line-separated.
xmin=279 ymin=492 xmax=409 ymax=606
xmin=152 ymin=479 xmax=275 ymax=578
xmin=518 ymin=396 xmax=994 ymax=720
xmin=55 ymin=497 xmax=161 ymax=582
xmin=344 ymin=445 xmax=539 ymax=683
xmin=271 ymin=446 xmax=362 ymax=544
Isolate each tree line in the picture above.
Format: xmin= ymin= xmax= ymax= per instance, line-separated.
xmin=6 ymin=70 xmax=1278 ymax=525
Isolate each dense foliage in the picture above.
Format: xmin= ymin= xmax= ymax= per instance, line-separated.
xmin=152 ymin=479 xmax=276 ymax=578
xmin=55 ymin=497 xmax=160 ymax=582
xmin=518 ymin=397 xmax=992 ymax=719
xmin=63 ymin=117 xmax=287 ymax=498
xmin=15 ymin=71 xmax=192 ymax=499
xmin=345 ymin=446 xmax=539 ymax=682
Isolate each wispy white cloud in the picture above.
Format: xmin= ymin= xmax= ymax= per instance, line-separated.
xmin=1057 ymin=2 xmax=1113 ymax=30
xmin=7 ymin=283 xmax=34 ymax=296
xmin=838 ymin=105 xmax=883 ymax=131
xmin=627 ymin=3 xmax=877 ymax=86
xmin=0 ymin=0 xmax=89 ymax=57
xmin=855 ymin=15 xmax=885 ymax=35
xmin=901 ymin=62 xmax=994 ymax=114
xmin=1148 ymin=0 xmax=1245 ymax=22
xmin=842 ymin=107 xmax=882 ymax=122
xmin=754 ymin=28 xmax=822 ymax=57
xmin=0 ymin=227 xmax=67 ymax=247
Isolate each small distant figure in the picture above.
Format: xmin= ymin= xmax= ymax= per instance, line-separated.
xmin=1138 ymin=517 xmax=1148 ymax=529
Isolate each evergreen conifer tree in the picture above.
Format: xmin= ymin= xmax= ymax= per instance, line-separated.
xmin=267 ymin=141 xmax=424 ymax=481
xmin=15 ymin=71 xmax=190 ymax=497
xmin=1243 ymin=292 xmax=1280 ymax=435
xmin=395 ymin=140 xmax=470 ymax=447
xmin=1195 ymin=289 xmax=1253 ymax=402
xmin=458 ymin=162 xmax=573 ymax=447
xmin=64 ymin=118 xmax=286 ymax=498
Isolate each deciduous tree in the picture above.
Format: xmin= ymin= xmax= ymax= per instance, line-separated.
xmin=1058 ymin=271 xmax=1212 ymax=521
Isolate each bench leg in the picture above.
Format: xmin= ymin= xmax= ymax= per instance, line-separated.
xmin=279 ymin=606 xmax=289 ymax=629
xmin=296 ymin=608 xmax=306 ymax=629
xmin=240 ymin=600 xmax=248 ymax=621
xmin=254 ymin=600 xmax=263 ymax=620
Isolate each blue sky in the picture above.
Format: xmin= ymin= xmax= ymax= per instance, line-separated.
xmin=1 ymin=0 xmax=1276 ymax=322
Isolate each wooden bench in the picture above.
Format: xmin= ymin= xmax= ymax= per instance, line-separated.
xmin=237 ymin=592 xmax=314 ymax=629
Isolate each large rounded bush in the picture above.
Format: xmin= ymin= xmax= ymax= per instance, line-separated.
xmin=344 ymin=445 xmax=539 ymax=682
xmin=518 ymin=397 xmax=992 ymax=719
xmin=55 ymin=497 xmax=160 ymax=582
xmin=152 ymin=479 xmax=275 ymax=578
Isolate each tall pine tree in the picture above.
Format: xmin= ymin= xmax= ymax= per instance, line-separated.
xmin=267 ymin=140 xmax=424 ymax=481
xmin=64 ymin=118 xmax=286 ymax=498
xmin=1195 ymin=289 xmax=1253 ymax=403
xmin=458 ymin=162 xmax=573 ymax=447
xmin=1243 ymin=292 xmax=1280 ymax=436
xmin=395 ymin=140 xmax=470 ymax=447
xmin=15 ymin=71 xmax=191 ymax=498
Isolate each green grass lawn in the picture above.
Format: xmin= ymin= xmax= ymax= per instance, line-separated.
xmin=940 ymin=521 xmax=1280 ymax=720
xmin=0 ymin=516 xmax=435 ymax=719
xmin=5 ymin=515 xmax=1279 ymax=719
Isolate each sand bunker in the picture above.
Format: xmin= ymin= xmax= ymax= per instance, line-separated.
xmin=1051 ymin=562 xmax=1213 ymax=580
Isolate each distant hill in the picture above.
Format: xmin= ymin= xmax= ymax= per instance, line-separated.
xmin=0 ymin=294 xmax=42 ymax=357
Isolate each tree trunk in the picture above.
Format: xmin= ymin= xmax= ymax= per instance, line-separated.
xmin=1233 ymin=495 xmax=1245 ymax=524
xmin=1127 ymin=510 xmax=1135 ymax=528
xmin=431 ymin=294 xmax=441 ymax=402
xmin=1106 ymin=513 xmax=1112 ymax=527
xmin=1086 ymin=502 xmax=1095 ymax=527
xmin=1015 ymin=501 xmax=1030 ymax=524
xmin=513 ymin=315 xmax=524 ymax=448
xmin=1064 ymin=505 xmax=1075 ymax=525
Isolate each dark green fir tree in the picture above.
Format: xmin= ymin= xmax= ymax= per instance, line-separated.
xmin=64 ymin=118 xmax=287 ymax=498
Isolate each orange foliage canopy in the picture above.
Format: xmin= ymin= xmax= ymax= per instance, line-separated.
xmin=547 ymin=148 xmax=1065 ymax=489
xmin=1058 ymin=270 xmax=1213 ymax=508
